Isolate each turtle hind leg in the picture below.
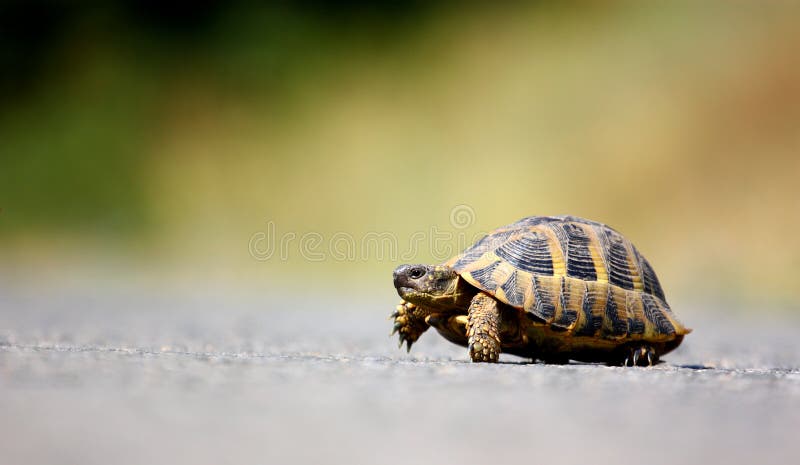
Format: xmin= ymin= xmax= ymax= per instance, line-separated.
xmin=466 ymin=293 xmax=502 ymax=363
xmin=613 ymin=344 xmax=659 ymax=367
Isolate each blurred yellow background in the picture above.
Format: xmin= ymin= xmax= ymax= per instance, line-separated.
xmin=1 ymin=2 xmax=798 ymax=308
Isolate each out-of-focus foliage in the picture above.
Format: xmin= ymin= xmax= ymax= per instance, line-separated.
xmin=1 ymin=1 xmax=799 ymax=305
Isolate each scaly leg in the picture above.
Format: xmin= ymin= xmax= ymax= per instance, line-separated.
xmin=467 ymin=293 xmax=502 ymax=363
xmin=619 ymin=344 xmax=658 ymax=367
xmin=390 ymin=300 xmax=431 ymax=352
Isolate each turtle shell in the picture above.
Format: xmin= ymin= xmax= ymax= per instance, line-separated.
xmin=446 ymin=216 xmax=690 ymax=340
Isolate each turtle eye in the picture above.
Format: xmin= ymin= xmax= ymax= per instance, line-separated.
xmin=408 ymin=267 xmax=426 ymax=279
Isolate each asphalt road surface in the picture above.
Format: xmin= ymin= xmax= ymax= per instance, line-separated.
xmin=1 ymin=282 xmax=798 ymax=465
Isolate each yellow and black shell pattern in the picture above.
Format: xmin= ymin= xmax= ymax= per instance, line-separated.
xmin=446 ymin=216 xmax=690 ymax=342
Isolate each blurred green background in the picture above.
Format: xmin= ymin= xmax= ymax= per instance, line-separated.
xmin=1 ymin=1 xmax=799 ymax=308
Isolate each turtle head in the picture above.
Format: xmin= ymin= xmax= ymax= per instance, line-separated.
xmin=393 ymin=264 xmax=475 ymax=311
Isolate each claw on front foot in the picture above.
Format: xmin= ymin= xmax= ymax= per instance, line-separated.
xmin=467 ymin=332 xmax=501 ymax=363
xmin=390 ymin=300 xmax=426 ymax=353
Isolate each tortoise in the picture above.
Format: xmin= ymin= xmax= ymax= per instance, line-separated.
xmin=391 ymin=215 xmax=690 ymax=366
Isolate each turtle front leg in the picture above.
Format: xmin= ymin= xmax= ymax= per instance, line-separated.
xmin=467 ymin=293 xmax=502 ymax=363
xmin=390 ymin=300 xmax=431 ymax=352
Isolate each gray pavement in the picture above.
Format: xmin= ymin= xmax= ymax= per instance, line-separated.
xmin=1 ymin=282 xmax=799 ymax=465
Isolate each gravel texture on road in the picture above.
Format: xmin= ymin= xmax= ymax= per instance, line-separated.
xmin=1 ymin=283 xmax=799 ymax=465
